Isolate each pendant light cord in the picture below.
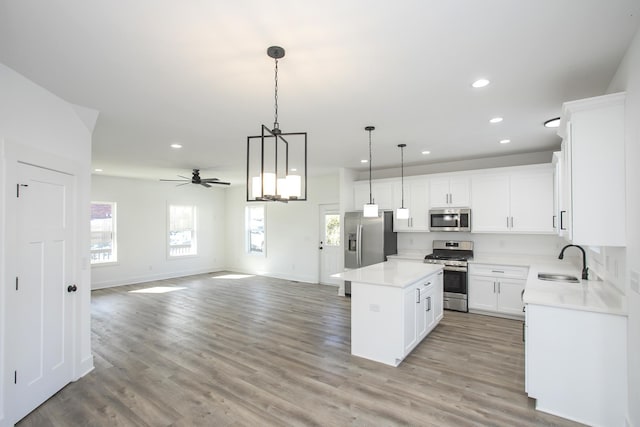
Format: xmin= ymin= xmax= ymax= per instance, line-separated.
xmin=273 ymin=58 xmax=279 ymax=132
xmin=368 ymin=129 xmax=373 ymax=204
xmin=400 ymin=145 xmax=405 ymax=208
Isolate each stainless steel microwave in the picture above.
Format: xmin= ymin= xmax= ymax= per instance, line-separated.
xmin=429 ymin=208 xmax=471 ymax=232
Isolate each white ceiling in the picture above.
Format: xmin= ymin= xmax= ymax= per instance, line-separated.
xmin=1 ymin=0 xmax=639 ymax=185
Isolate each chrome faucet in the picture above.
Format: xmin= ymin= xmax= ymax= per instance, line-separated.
xmin=558 ymin=244 xmax=589 ymax=280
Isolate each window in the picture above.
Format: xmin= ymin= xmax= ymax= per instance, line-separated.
xmin=246 ymin=205 xmax=265 ymax=255
xmin=90 ymin=202 xmax=117 ymax=264
xmin=169 ymin=205 xmax=197 ymax=257
xmin=324 ymin=214 xmax=340 ymax=246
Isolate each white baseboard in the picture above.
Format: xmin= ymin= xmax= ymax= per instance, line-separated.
xmin=91 ymin=266 xmax=226 ymax=289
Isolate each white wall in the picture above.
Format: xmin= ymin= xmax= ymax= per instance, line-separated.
xmin=0 ymin=63 xmax=93 ymax=426
xmin=224 ymin=174 xmax=339 ymax=284
xmin=606 ymin=26 xmax=640 ymax=427
xmin=91 ymin=175 xmax=227 ymax=289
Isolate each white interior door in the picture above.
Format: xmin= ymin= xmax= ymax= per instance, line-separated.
xmin=319 ymin=204 xmax=341 ymax=286
xmin=8 ymin=162 xmax=75 ymax=423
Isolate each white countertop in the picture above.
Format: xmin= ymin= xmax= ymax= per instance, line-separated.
xmin=332 ymin=260 xmax=443 ymax=288
xmin=470 ymin=253 xmax=626 ymax=316
xmin=387 ymin=251 xmax=427 ymax=262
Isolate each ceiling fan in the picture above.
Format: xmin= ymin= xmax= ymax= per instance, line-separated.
xmin=160 ymin=169 xmax=230 ymax=188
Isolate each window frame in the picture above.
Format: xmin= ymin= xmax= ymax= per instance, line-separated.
xmin=246 ymin=204 xmax=266 ymax=256
xmin=90 ymin=201 xmax=118 ymax=265
xmin=167 ymin=204 xmax=198 ymax=258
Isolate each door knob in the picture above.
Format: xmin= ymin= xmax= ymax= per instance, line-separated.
xmin=67 ymin=284 xmax=77 ymax=293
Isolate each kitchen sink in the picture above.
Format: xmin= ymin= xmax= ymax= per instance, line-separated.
xmin=537 ymin=273 xmax=580 ymax=283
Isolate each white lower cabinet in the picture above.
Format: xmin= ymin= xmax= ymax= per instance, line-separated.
xmin=351 ymin=268 xmax=443 ymax=366
xmin=468 ymin=264 xmax=527 ymax=318
xmin=525 ymin=304 xmax=627 ymax=426
xmin=403 ymin=272 xmax=443 ymax=355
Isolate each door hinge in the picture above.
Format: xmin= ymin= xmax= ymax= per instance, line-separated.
xmin=16 ymin=276 xmax=19 ymax=291
xmin=14 ymin=370 xmax=17 ymax=384
xmin=16 ymin=183 xmax=29 ymax=197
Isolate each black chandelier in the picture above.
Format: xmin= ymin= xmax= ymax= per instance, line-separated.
xmin=246 ymin=46 xmax=307 ymax=202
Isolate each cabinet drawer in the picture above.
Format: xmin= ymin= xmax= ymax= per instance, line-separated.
xmin=469 ymin=263 xmax=529 ymax=279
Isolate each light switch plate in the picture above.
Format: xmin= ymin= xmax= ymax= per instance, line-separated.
xmin=630 ymin=269 xmax=640 ymax=294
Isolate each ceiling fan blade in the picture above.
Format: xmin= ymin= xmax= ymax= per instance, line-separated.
xmin=200 ymin=182 xmax=212 ymax=188
xmin=160 ymin=179 xmax=189 ymax=182
xmin=209 ymin=181 xmax=230 ymax=186
xmin=201 ymin=178 xmax=221 ymax=182
xmin=177 ymin=175 xmax=191 ymax=179
xmin=176 ymin=182 xmax=190 ymax=187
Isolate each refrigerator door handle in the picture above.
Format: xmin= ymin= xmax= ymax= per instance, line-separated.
xmin=356 ymin=224 xmax=363 ymax=266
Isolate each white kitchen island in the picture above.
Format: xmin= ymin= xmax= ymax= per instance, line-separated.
xmin=333 ymin=261 xmax=444 ymax=366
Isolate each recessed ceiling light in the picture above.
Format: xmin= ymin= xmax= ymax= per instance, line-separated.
xmin=422 ymin=151 xmax=431 ymax=155
xmin=544 ymin=117 xmax=560 ymax=128
xmin=170 ymin=143 xmax=182 ymax=149
xmin=94 ymin=168 xmax=103 ymax=172
xmin=489 ymin=117 xmax=503 ymax=124
xmin=472 ymin=79 xmax=490 ymax=88
xmin=499 ymin=139 xmax=511 ymax=144
xmin=361 ymin=159 xmax=368 ymax=163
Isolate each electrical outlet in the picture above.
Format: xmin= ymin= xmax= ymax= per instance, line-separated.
xmin=631 ymin=270 xmax=640 ymax=294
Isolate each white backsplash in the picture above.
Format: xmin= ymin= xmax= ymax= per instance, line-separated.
xmin=397 ymin=232 xmax=567 ymax=257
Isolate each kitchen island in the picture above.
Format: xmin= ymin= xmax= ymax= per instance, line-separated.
xmin=333 ymin=260 xmax=444 ymax=366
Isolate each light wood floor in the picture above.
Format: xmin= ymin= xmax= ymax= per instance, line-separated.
xmin=18 ymin=272 xmax=583 ymax=426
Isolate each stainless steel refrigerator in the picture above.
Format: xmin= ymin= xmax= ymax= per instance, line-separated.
xmin=344 ymin=211 xmax=397 ymax=294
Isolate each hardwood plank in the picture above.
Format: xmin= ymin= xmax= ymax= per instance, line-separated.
xmin=17 ymin=271 xmax=583 ymax=426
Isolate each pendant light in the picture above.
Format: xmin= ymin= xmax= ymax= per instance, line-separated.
xmin=246 ymin=46 xmax=308 ymax=202
xmin=396 ymin=143 xmax=410 ymax=220
xmin=363 ymin=126 xmax=379 ymax=217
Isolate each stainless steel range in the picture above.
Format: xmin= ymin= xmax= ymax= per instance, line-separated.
xmin=424 ymin=240 xmax=473 ymax=312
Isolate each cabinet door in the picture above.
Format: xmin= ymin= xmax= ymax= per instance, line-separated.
xmin=424 ymin=294 xmax=435 ymax=335
xmin=496 ymin=279 xmax=525 ymax=316
xmin=429 ymin=178 xmax=451 ymax=208
xmin=560 ymin=131 xmax=573 ymax=240
xmin=471 ymin=174 xmax=510 ymax=232
xmin=416 ymin=289 xmax=428 ymax=340
xmin=510 ymin=169 xmax=554 ymax=234
xmin=468 ymin=276 xmax=497 ymax=311
xmin=392 ymin=180 xmax=410 ymax=231
xmin=408 ymin=179 xmax=429 ymax=230
xmin=354 ymin=182 xmax=370 ymax=210
xmin=372 ymin=181 xmax=394 ymax=210
xmin=403 ymin=285 xmax=418 ymax=354
xmin=433 ymin=271 xmax=444 ymax=322
xmin=449 ymin=177 xmax=470 ymax=207
xmin=354 ymin=181 xmax=395 ymax=210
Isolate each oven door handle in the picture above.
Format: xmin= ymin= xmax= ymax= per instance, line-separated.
xmin=443 ymin=266 xmax=467 ymax=272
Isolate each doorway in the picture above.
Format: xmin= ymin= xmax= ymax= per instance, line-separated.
xmin=319 ymin=204 xmax=341 ymax=286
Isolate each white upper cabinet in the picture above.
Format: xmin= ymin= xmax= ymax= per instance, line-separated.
xmin=353 ymin=180 xmax=395 ymax=210
xmin=471 ymin=166 xmax=554 ymax=234
xmin=393 ymin=177 xmax=429 ymax=232
xmin=429 ymin=176 xmax=470 ymax=208
xmin=557 ymin=92 xmax=626 ymax=246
